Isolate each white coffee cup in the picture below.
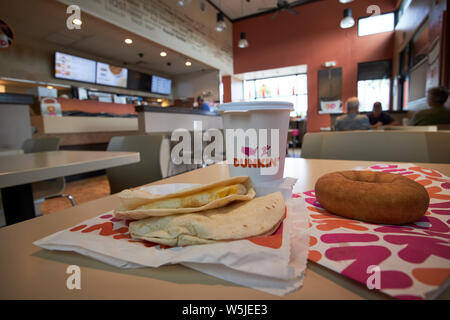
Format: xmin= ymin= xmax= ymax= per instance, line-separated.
xmin=218 ymin=101 xmax=293 ymax=183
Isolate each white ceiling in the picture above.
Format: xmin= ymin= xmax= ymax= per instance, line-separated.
xmin=1 ymin=0 xmax=215 ymax=77
xmin=208 ymin=0 xmax=321 ymax=21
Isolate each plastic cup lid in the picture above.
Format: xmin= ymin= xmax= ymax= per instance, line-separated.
xmin=218 ymin=101 xmax=294 ymax=112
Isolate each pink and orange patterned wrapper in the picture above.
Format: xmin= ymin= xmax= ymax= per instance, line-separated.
xmin=297 ymin=164 xmax=450 ymax=300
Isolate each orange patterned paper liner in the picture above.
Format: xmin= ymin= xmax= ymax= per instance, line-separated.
xmin=70 ymin=208 xmax=287 ymax=250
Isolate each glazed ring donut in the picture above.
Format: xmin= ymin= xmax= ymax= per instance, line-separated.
xmin=314 ymin=171 xmax=430 ymax=225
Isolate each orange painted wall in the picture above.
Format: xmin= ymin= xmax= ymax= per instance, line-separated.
xmin=222 ymin=75 xmax=232 ymax=103
xmin=55 ymin=98 xmax=136 ymax=115
xmin=232 ymin=0 xmax=396 ymax=132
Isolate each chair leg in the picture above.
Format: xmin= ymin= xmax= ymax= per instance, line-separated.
xmin=61 ymin=194 xmax=76 ymax=206
xmin=45 ymin=194 xmax=76 ymax=206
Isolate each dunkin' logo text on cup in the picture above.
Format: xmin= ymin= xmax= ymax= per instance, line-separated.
xmin=233 ymin=157 xmax=279 ymax=169
xmin=235 ymin=145 xmax=278 ymax=169
xmin=171 ymin=121 xmax=280 ymax=176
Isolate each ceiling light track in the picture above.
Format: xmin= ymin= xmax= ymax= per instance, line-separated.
xmin=205 ymin=0 xmax=232 ymax=22
xmin=232 ymin=0 xmax=323 ymax=22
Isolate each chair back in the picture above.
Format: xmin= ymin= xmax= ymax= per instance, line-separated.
xmin=106 ymin=135 xmax=163 ymax=194
xmin=22 ymin=137 xmax=60 ymax=153
xmin=382 ymin=126 xmax=437 ymax=131
xmin=301 ymin=131 xmax=450 ymax=163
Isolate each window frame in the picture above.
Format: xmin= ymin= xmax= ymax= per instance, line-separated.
xmin=356 ymin=59 xmax=393 ymax=112
xmin=242 ymin=72 xmax=308 ymax=117
xmin=357 ymin=11 xmax=397 ymax=37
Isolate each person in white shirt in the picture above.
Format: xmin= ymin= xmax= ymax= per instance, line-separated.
xmin=335 ymin=97 xmax=371 ymax=131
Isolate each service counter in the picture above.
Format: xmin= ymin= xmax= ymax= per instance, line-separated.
xmin=31 ymin=115 xmax=138 ymax=146
xmin=30 ymin=98 xmax=140 ymax=147
xmin=136 ymin=105 xmax=223 ymax=134
xmin=135 ymin=105 xmax=223 ymax=177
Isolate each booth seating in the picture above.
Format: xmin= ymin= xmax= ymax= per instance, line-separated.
xmin=380 ymin=125 xmax=438 ymax=131
xmin=301 ymin=131 xmax=450 ymax=163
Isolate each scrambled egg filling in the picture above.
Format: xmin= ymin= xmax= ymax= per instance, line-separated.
xmin=136 ymin=184 xmax=246 ymax=210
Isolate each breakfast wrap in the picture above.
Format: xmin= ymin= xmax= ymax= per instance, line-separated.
xmin=128 ymin=192 xmax=285 ymax=246
xmin=113 ymin=176 xmax=255 ymax=219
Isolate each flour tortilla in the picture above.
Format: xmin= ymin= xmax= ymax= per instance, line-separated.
xmin=128 ymin=192 xmax=285 ymax=247
xmin=113 ymin=176 xmax=255 ymax=219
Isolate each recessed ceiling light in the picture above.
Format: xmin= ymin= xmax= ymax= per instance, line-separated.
xmin=72 ymin=18 xmax=82 ymax=26
xmin=185 ymin=61 xmax=192 ymax=67
xmin=157 ymin=98 xmax=163 ymax=102
xmin=124 ymin=38 xmax=133 ymax=44
xmin=160 ymin=51 xmax=167 ymax=57
xmin=339 ymin=0 xmax=354 ymax=3
xmin=46 ymin=85 xmax=54 ymax=89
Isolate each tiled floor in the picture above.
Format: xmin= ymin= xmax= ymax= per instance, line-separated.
xmin=40 ymin=175 xmax=111 ymax=215
xmin=287 ymin=148 xmax=302 ymax=158
xmin=40 ymin=148 xmax=303 ymax=215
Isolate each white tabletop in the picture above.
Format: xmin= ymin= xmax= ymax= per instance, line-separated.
xmin=0 ymin=148 xmax=23 ymax=157
xmin=0 ymin=158 xmax=449 ymax=299
xmin=0 ymin=151 xmax=140 ymax=188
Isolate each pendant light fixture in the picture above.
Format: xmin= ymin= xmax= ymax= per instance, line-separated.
xmin=339 ymin=0 xmax=354 ymax=3
xmin=238 ymin=32 xmax=249 ymax=48
xmin=216 ymin=12 xmax=226 ymax=32
xmin=340 ymin=8 xmax=355 ymax=29
xmin=237 ymin=0 xmax=249 ymax=48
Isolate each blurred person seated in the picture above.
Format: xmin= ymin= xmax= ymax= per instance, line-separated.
xmin=197 ymin=96 xmax=211 ymax=112
xmin=368 ymin=101 xmax=398 ymax=129
xmin=335 ymin=97 xmax=371 ymax=131
xmin=410 ymin=86 xmax=450 ymax=125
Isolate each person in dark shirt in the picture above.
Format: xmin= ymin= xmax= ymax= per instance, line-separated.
xmin=368 ymin=102 xmax=398 ymax=129
xmin=410 ymin=86 xmax=450 ymax=125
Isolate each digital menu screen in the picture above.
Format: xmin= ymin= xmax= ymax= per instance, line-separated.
xmin=54 ymin=52 xmax=96 ymax=83
xmin=127 ymin=69 xmax=152 ymax=92
xmin=151 ymin=76 xmax=172 ymax=95
xmin=96 ymin=62 xmax=128 ymax=88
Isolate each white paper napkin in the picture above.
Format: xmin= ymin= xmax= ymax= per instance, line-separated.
xmin=34 ymin=182 xmax=309 ymax=296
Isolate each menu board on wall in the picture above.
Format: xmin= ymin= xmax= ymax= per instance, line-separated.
xmin=151 ymin=76 xmax=172 ymax=95
xmin=96 ymin=62 xmax=128 ymax=88
xmin=54 ymin=52 xmax=96 ymax=83
xmin=318 ymin=68 xmax=343 ymax=114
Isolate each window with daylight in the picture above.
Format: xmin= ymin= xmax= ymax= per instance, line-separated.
xmin=357 ymin=60 xmax=392 ymax=112
xmin=243 ymin=74 xmax=308 ymax=117
xmin=358 ymin=12 xmax=395 ymax=37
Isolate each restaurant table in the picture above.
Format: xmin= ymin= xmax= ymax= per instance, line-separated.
xmin=0 ymin=151 xmax=140 ymax=226
xmin=0 ymin=148 xmax=23 ymax=157
xmin=0 ymin=158 xmax=449 ymax=300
